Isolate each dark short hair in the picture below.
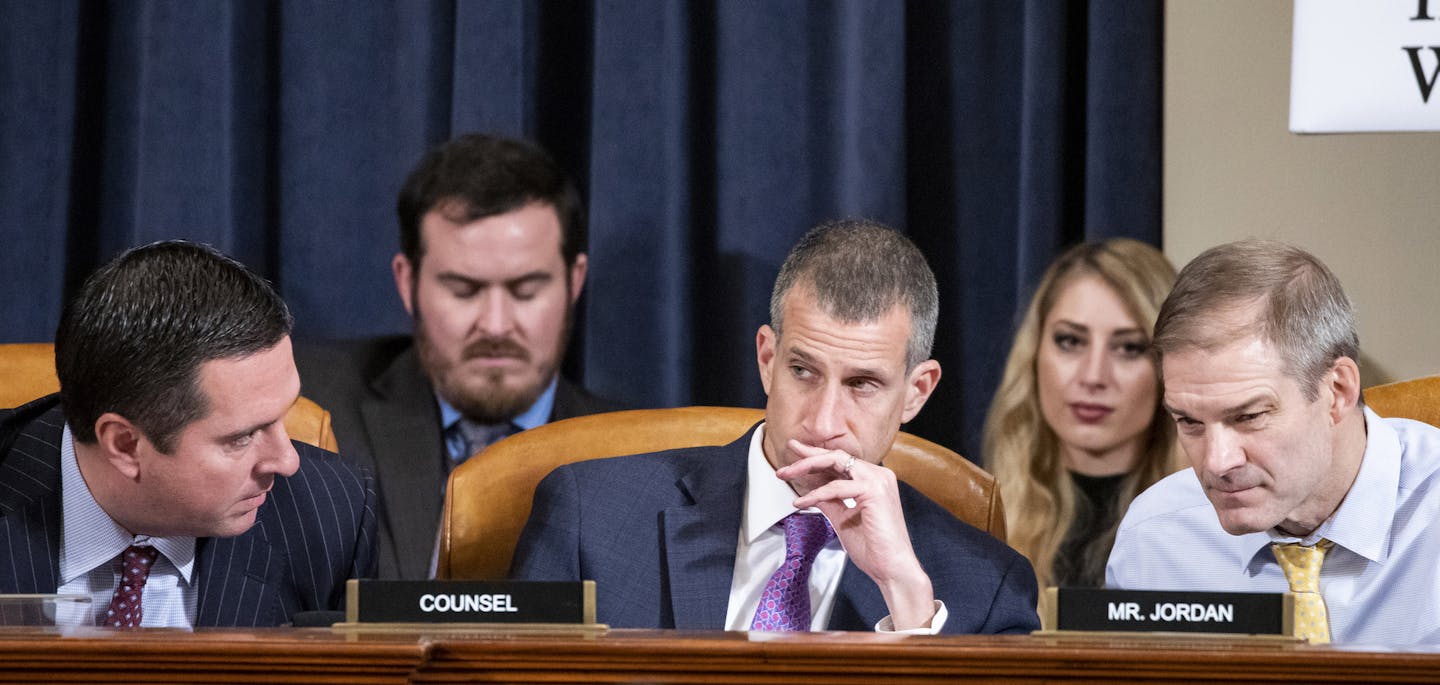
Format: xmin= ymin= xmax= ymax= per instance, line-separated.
xmin=769 ymin=219 xmax=938 ymax=370
xmin=396 ymin=133 xmax=585 ymax=267
xmin=1152 ymin=239 xmax=1358 ymax=401
xmin=55 ymin=241 xmax=294 ymax=452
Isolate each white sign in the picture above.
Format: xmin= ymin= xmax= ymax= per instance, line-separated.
xmin=1291 ymin=0 xmax=1440 ymax=132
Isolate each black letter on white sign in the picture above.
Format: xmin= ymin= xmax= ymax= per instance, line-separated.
xmin=1403 ymin=47 xmax=1440 ymax=102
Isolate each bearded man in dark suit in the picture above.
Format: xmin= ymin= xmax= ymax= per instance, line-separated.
xmin=296 ymin=134 xmax=623 ymax=579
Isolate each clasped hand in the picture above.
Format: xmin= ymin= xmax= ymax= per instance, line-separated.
xmin=775 ymin=439 xmax=936 ymax=630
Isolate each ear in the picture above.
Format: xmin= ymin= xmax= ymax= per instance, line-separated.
xmin=392 ymin=252 xmax=416 ymax=316
xmin=567 ymin=253 xmax=589 ymax=304
xmin=91 ymin=412 xmax=146 ymax=481
xmin=756 ymin=325 xmax=778 ymax=396
xmin=1326 ymin=356 xmax=1362 ymax=424
xmin=900 ymin=359 xmax=942 ymax=424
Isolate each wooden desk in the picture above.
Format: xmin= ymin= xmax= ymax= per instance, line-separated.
xmin=0 ymin=627 xmax=424 ymax=684
xmin=2 ymin=628 xmax=1437 ymax=683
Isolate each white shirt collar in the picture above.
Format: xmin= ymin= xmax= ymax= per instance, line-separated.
xmin=1242 ymin=406 xmax=1395 ymax=571
xmin=742 ymin=423 xmax=828 ymax=544
xmin=59 ymin=424 xmax=198 ymax=586
xmin=1311 ymin=407 xmax=1396 ymax=563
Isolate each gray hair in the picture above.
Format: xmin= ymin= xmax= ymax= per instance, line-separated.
xmin=769 ymin=219 xmax=938 ymax=370
xmin=1152 ymin=239 xmax=1358 ymax=400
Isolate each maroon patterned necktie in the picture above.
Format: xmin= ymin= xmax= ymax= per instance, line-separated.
xmin=750 ymin=513 xmax=835 ymax=632
xmin=104 ymin=545 xmax=159 ymax=628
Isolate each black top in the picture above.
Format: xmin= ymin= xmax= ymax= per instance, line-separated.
xmin=1053 ymin=470 xmax=1127 ymax=587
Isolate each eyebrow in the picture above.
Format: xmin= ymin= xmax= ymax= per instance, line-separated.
xmin=223 ymin=420 xmax=272 ymax=443
xmin=436 ymin=270 xmax=553 ymax=287
xmin=1053 ymin=319 xmax=1145 ymax=337
xmin=787 ymin=347 xmax=818 ymax=366
xmin=226 ymin=393 xmax=301 ymax=442
xmin=1222 ymin=397 xmax=1276 ymax=416
xmin=786 ymin=346 xmax=887 ymax=381
xmin=1164 ymin=396 xmax=1274 ymax=421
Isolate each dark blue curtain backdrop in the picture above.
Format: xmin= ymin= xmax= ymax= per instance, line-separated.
xmin=0 ymin=1 xmax=1162 ymax=460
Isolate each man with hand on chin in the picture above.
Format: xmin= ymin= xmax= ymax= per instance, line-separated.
xmin=511 ymin=220 xmax=1039 ymax=634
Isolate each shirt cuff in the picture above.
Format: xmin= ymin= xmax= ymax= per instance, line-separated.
xmin=874 ymin=600 xmax=946 ymax=634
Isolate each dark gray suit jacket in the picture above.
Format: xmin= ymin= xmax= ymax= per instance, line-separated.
xmin=510 ymin=426 xmax=1040 ymax=634
xmin=0 ymin=396 xmax=378 ymax=627
xmin=295 ymin=335 xmax=625 ymax=579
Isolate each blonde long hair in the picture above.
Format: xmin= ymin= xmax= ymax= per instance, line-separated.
xmin=983 ymin=238 xmax=1182 ymax=593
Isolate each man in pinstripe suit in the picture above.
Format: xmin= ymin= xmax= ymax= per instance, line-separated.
xmin=0 ymin=241 xmax=377 ymax=627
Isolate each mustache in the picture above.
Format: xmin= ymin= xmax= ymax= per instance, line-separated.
xmin=462 ymin=336 xmax=530 ymax=362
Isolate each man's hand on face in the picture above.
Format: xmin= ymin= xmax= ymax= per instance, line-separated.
xmin=776 ymin=440 xmax=937 ymax=630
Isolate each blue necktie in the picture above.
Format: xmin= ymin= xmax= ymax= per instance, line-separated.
xmin=449 ymin=419 xmax=519 ymax=469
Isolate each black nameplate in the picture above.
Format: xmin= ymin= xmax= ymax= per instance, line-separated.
xmin=345 ymin=580 xmax=596 ymax=624
xmin=1051 ymin=588 xmax=1291 ymax=635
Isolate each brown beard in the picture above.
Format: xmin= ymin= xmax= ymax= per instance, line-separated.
xmin=430 ymin=360 xmax=549 ymax=423
xmin=412 ymin=289 xmax=573 ymax=424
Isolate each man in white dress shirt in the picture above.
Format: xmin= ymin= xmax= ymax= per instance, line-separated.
xmin=1106 ymin=239 xmax=1440 ymax=645
xmin=512 ymin=219 xmax=1039 ymax=634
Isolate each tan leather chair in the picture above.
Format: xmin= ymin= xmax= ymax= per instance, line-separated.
xmin=1366 ymin=375 xmax=1440 ymax=428
xmin=438 ymin=406 xmax=1006 ymax=580
xmin=0 ymin=342 xmax=338 ymax=451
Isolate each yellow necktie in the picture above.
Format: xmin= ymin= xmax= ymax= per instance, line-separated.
xmin=1272 ymin=539 xmax=1333 ymax=643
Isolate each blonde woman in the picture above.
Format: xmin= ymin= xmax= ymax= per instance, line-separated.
xmin=984 ymin=238 xmax=1182 ymax=595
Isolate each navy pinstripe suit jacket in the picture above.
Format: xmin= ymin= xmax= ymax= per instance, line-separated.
xmin=0 ymin=396 xmax=378 ymax=627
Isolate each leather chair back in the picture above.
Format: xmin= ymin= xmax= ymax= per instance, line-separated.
xmin=438 ymin=406 xmax=1005 ymax=580
xmin=1365 ymin=375 xmax=1440 ymax=428
xmin=0 ymin=342 xmax=338 ymax=452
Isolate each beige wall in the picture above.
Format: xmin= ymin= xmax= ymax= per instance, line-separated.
xmin=1164 ymin=1 xmax=1440 ymax=386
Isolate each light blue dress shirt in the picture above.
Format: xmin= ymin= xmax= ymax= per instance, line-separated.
xmin=1106 ymin=408 xmax=1440 ymax=646
xmin=437 ymin=377 xmax=557 ymax=462
xmin=428 ymin=377 xmax=557 ymax=577
xmin=55 ymin=424 xmax=197 ymax=628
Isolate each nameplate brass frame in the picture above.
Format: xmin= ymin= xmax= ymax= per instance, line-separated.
xmin=1042 ymin=587 xmax=1295 ymax=637
xmin=342 ymin=579 xmax=598 ymax=626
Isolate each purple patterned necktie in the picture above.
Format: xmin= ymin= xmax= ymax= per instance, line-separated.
xmin=104 ymin=545 xmax=159 ymax=628
xmin=750 ymin=513 xmax=835 ymax=632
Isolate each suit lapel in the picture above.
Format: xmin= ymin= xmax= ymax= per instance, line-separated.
xmin=660 ymin=434 xmax=749 ymax=630
xmin=362 ymin=347 xmax=444 ymax=579
xmin=194 ymin=514 xmax=283 ymax=627
xmin=0 ymin=400 xmax=66 ymax=594
xmin=550 ymin=378 xmax=584 ymax=422
xmin=0 ymin=499 xmax=61 ymax=594
xmin=829 ymin=560 xmax=888 ymax=630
